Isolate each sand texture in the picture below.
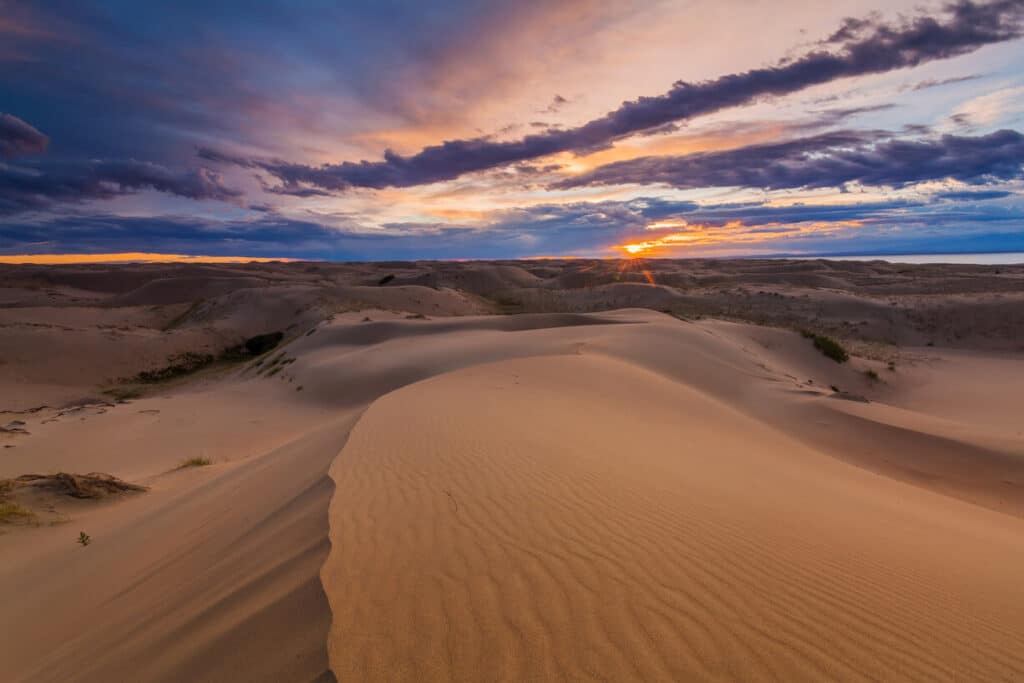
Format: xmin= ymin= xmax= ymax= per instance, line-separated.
xmin=1 ymin=260 xmax=1023 ymax=681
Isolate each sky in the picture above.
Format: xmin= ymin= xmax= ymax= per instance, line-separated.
xmin=2 ymin=0 xmax=1024 ymax=261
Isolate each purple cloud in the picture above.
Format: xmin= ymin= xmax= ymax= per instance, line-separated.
xmin=556 ymin=129 xmax=1024 ymax=191
xmin=0 ymin=160 xmax=242 ymax=214
xmin=202 ymin=0 xmax=1024 ymax=192
xmin=0 ymin=114 xmax=49 ymax=158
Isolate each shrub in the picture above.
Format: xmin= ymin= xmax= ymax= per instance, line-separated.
xmin=0 ymin=500 xmax=34 ymax=523
xmin=243 ymin=331 xmax=284 ymax=355
xmin=78 ymin=531 xmax=91 ymax=546
xmin=378 ymin=274 xmax=395 ymax=286
xmin=179 ymin=457 xmax=212 ymax=468
xmin=864 ymin=369 xmax=880 ymax=382
xmin=134 ymin=352 xmax=214 ymax=383
xmin=799 ymin=331 xmax=848 ymax=363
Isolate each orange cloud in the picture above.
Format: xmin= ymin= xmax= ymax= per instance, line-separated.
xmin=617 ymin=220 xmax=861 ymax=256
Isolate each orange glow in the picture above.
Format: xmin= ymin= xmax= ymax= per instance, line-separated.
xmin=617 ymin=220 xmax=863 ymax=256
xmin=0 ymin=253 xmax=301 ymax=265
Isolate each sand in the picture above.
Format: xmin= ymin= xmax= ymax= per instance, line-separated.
xmin=1 ymin=260 xmax=1023 ymax=681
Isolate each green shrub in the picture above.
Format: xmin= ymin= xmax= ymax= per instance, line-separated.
xmin=799 ymin=331 xmax=848 ymax=363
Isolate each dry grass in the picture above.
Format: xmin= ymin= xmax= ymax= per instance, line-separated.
xmin=179 ymin=457 xmax=212 ymax=468
xmin=0 ymin=499 xmax=34 ymax=524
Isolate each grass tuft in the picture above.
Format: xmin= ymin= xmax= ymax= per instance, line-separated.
xmin=179 ymin=457 xmax=212 ymax=468
xmin=0 ymin=500 xmax=34 ymax=524
xmin=799 ymin=330 xmax=849 ymax=363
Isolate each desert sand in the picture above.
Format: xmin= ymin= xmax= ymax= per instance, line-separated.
xmin=1 ymin=259 xmax=1023 ymax=682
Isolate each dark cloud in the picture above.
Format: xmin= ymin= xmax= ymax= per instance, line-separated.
xmin=935 ymin=189 xmax=1014 ymax=200
xmin=542 ymin=94 xmax=569 ymax=114
xmin=0 ymin=160 xmax=242 ymax=214
xmin=0 ymin=113 xmax=49 ymax=158
xmin=0 ymin=213 xmax=341 ymax=257
xmin=556 ymin=129 xmax=1024 ymax=191
xmin=204 ymin=0 xmax=1024 ymax=192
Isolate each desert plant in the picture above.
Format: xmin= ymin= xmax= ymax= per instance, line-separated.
xmin=0 ymin=500 xmax=34 ymax=523
xmin=243 ymin=331 xmax=285 ymax=355
xmin=179 ymin=457 xmax=212 ymax=468
xmin=801 ymin=332 xmax=849 ymax=363
xmin=864 ymin=369 xmax=880 ymax=382
xmin=78 ymin=531 xmax=91 ymax=546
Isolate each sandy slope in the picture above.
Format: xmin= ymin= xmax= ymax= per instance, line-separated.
xmin=324 ymin=352 xmax=1024 ymax=681
xmin=2 ymin=304 xmax=1023 ymax=681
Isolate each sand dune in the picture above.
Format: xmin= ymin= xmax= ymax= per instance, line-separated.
xmin=324 ymin=353 xmax=1024 ymax=681
xmin=2 ymin=261 xmax=1023 ymax=681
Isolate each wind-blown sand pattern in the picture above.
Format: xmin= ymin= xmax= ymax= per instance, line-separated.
xmin=1 ymin=261 xmax=1023 ymax=681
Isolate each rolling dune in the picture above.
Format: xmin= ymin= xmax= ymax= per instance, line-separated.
xmin=2 ymin=263 xmax=1023 ymax=681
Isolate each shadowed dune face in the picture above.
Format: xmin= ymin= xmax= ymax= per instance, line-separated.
xmin=1 ymin=263 xmax=1023 ymax=681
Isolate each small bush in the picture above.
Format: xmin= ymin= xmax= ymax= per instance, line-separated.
xmin=378 ymin=274 xmax=395 ymax=286
xmin=0 ymin=500 xmax=34 ymax=524
xmin=243 ymin=331 xmax=284 ymax=356
xmin=800 ymin=331 xmax=848 ymax=363
xmin=864 ymin=369 xmax=880 ymax=382
xmin=134 ymin=352 xmax=214 ymax=383
xmin=179 ymin=457 xmax=212 ymax=468
xmin=78 ymin=531 xmax=91 ymax=546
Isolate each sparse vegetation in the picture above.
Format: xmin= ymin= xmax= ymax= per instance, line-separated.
xmin=103 ymin=385 xmax=144 ymax=401
xmin=864 ymin=369 xmax=880 ymax=382
xmin=800 ymin=329 xmax=849 ymax=363
xmin=179 ymin=457 xmax=212 ymax=468
xmin=126 ymin=331 xmax=286 ymax=385
xmin=133 ymin=351 xmax=216 ymax=383
xmin=0 ymin=499 xmax=34 ymax=524
xmin=78 ymin=531 xmax=91 ymax=546
xmin=11 ymin=473 xmax=147 ymax=498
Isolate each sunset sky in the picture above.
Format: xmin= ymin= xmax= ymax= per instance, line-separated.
xmin=2 ymin=0 xmax=1024 ymax=260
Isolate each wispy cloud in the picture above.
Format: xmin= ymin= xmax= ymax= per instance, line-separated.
xmin=202 ymin=0 xmax=1024 ymax=192
xmin=557 ymin=129 xmax=1024 ymax=191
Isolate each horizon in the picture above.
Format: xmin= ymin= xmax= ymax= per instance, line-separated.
xmin=2 ymin=1 xmax=1024 ymax=260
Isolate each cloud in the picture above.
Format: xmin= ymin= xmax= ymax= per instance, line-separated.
xmin=556 ymin=129 xmax=1024 ymax=191
xmin=0 ymin=160 xmax=242 ymax=214
xmin=935 ymin=189 xmax=1014 ymax=200
xmin=203 ymin=0 xmax=1024 ymax=192
xmin=0 ymin=113 xmax=48 ymax=158
xmin=906 ymin=74 xmax=981 ymax=91
xmin=542 ymin=94 xmax=569 ymax=114
xmin=3 ymin=191 xmax=1022 ymax=260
